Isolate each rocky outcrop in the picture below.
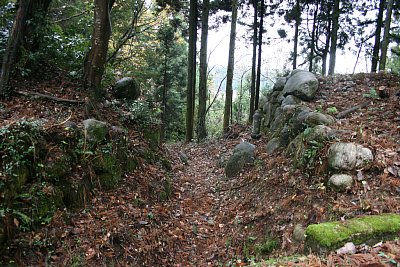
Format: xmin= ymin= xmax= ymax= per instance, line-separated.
xmin=262 ymin=71 xmax=375 ymax=193
xmin=0 ymin=118 xmax=164 ymax=243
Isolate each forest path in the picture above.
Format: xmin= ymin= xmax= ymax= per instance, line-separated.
xmin=165 ymin=139 xmax=240 ymax=266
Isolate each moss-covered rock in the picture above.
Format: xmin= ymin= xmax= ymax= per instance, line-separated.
xmin=305 ymin=214 xmax=400 ymax=253
xmin=83 ymin=119 xmax=108 ymax=144
xmin=93 ymin=152 xmax=122 ymax=189
xmin=225 ymin=150 xmax=251 ymax=178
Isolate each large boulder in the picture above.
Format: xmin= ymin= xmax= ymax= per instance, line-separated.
xmin=282 ymin=71 xmax=319 ymax=101
xmin=225 ymin=142 xmax=255 ymax=178
xmin=113 ymin=77 xmax=140 ymax=100
xmin=328 ymin=142 xmax=373 ymax=171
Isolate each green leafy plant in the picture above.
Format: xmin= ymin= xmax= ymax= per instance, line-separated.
xmin=254 ymin=237 xmax=279 ymax=255
xmin=326 ymin=106 xmax=338 ymax=114
xmin=302 ymin=140 xmax=324 ymax=169
xmin=363 ymin=87 xmax=379 ymax=99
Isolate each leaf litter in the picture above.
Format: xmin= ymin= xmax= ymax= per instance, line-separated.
xmin=1 ymin=72 xmax=400 ymax=266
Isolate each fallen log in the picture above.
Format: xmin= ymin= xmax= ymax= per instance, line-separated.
xmin=17 ymin=90 xmax=85 ymax=104
xmin=336 ymin=101 xmax=369 ymax=119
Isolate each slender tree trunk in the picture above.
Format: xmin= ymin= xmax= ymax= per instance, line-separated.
xmin=322 ymin=17 xmax=332 ymax=76
xmin=293 ymin=0 xmax=300 ymax=70
xmin=185 ymin=0 xmax=197 ymax=142
xmin=160 ymin=44 xmax=168 ymax=142
xmin=249 ymin=0 xmax=257 ymax=123
xmin=83 ymin=0 xmax=114 ymax=100
xmin=328 ymin=0 xmax=340 ymax=75
xmin=379 ymin=0 xmax=393 ymax=71
xmin=0 ymin=0 xmax=51 ymax=97
xmin=371 ymin=0 xmax=386 ymax=73
xmin=309 ymin=2 xmax=318 ymax=72
xmin=197 ymin=0 xmax=210 ymax=142
xmin=223 ymin=0 xmax=238 ymax=133
xmin=255 ymin=0 xmax=264 ymax=111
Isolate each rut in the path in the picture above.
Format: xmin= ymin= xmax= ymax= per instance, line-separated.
xmin=166 ymin=141 xmax=230 ymax=266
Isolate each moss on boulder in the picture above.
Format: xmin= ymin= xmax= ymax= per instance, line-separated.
xmin=305 ymin=214 xmax=400 ymax=253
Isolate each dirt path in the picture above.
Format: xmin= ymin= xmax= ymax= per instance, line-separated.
xmin=165 ymin=141 xmax=234 ymax=266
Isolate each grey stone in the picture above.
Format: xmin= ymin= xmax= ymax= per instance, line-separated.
xmin=273 ymin=77 xmax=287 ymax=91
xmin=225 ymin=151 xmax=250 ymax=178
xmin=266 ymin=137 xmax=280 ymax=154
xmin=283 ymin=71 xmax=319 ymax=101
xmin=262 ymin=102 xmax=273 ymax=128
xmin=328 ymin=143 xmax=374 ymax=171
xmin=233 ymin=142 xmax=255 ymax=162
xmin=258 ymin=94 xmax=269 ymax=110
xmin=225 ymin=142 xmax=256 ymax=178
xmin=328 ymin=174 xmax=353 ymax=192
xmin=304 ymin=125 xmax=336 ymax=142
xmin=289 ymin=69 xmax=308 ymax=77
xmin=281 ymin=95 xmax=302 ymax=107
xmin=83 ymin=119 xmax=108 ymax=143
xmin=305 ymin=112 xmax=336 ymax=127
xmin=336 ymin=242 xmax=356 ymax=255
xmin=113 ymin=77 xmax=140 ymax=100
xmin=293 ymin=223 xmax=306 ymax=242
xmin=179 ymin=152 xmax=189 ymax=165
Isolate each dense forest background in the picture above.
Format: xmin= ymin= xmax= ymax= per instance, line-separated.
xmin=0 ymin=0 xmax=399 ymax=141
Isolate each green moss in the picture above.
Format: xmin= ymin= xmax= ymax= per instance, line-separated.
xmin=255 ymin=237 xmax=279 ymax=255
xmin=126 ymin=157 xmax=138 ymax=172
xmin=45 ymin=153 xmax=72 ymax=180
xmin=98 ymin=172 xmax=122 ymax=190
xmin=143 ymin=127 xmax=160 ymax=150
xmin=305 ymin=214 xmax=400 ymax=253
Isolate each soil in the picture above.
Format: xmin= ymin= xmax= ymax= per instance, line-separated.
xmin=1 ymin=71 xmax=400 ymax=266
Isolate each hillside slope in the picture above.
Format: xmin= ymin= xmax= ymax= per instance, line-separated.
xmin=1 ymin=72 xmax=400 ymax=266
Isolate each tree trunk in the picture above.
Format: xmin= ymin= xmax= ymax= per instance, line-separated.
xmin=223 ymin=0 xmax=238 ymax=133
xmin=328 ymin=0 xmax=340 ymax=75
xmin=185 ymin=0 xmax=197 ymax=142
xmin=197 ymin=0 xmax=210 ymax=142
xmin=293 ymin=0 xmax=300 ymax=70
xmin=309 ymin=2 xmax=319 ymax=72
xmin=249 ymin=0 xmax=257 ymax=123
xmin=322 ymin=17 xmax=332 ymax=76
xmin=371 ymin=0 xmax=386 ymax=73
xmin=379 ymin=0 xmax=393 ymax=71
xmin=83 ymin=0 xmax=114 ymax=100
xmin=255 ymin=0 xmax=264 ymax=111
xmin=160 ymin=43 xmax=168 ymax=142
xmin=0 ymin=0 xmax=52 ymax=97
